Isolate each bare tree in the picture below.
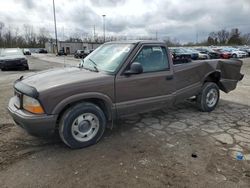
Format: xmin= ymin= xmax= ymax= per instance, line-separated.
xmin=217 ymin=29 xmax=229 ymax=44
xmin=37 ymin=27 xmax=50 ymax=47
xmin=0 ymin=22 xmax=5 ymax=47
xmin=23 ymin=24 xmax=37 ymax=47
xmin=4 ymin=26 xmax=13 ymax=47
xmin=228 ymin=28 xmax=242 ymax=45
xmin=242 ymin=33 xmax=250 ymax=45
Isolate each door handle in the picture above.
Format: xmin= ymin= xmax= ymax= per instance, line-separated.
xmin=166 ymin=75 xmax=173 ymax=80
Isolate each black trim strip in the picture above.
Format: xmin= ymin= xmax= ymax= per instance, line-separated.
xmin=14 ymin=81 xmax=39 ymax=98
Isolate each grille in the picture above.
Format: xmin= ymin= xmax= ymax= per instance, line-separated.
xmin=6 ymin=59 xmax=22 ymax=64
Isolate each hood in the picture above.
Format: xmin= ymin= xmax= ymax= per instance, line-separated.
xmin=20 ymin=67 xmax=112 ymax=92
xmin=0 ymin=55 xmax=26 ymax=60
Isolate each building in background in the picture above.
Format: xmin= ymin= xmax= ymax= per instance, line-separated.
xmin=45 ymin=41 xmax=102 ymax=54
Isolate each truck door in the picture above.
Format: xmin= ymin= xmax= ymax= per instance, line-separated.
xmin=115 ymin=45 xmax=175 ymax=117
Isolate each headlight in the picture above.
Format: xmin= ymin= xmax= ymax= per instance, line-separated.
xmin=23 ymin=95 xmax=44 ymax=114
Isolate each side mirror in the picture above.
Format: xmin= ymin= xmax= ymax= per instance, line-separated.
xmin=124 ymin=62 xmax=143 ymax=75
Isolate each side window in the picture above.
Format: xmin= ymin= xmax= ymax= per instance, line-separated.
xmin=134 ymin=46 xmax=169 ymax=73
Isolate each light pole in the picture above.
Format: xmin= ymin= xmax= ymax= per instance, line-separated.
xmin=102 ymin=15 xmax=106 ymax=43
xmin=53 ymin=0 xmax=58 ymax=54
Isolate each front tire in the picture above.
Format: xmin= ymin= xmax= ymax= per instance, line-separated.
xmin=197 ymin=82 xmax=220 ymax=112
xmin=59 ymin=102 xmax=106 ymax=149
xmin=232 ymin=54 xmax=237 ymax=58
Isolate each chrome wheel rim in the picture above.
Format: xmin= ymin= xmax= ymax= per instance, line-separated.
xmin=71 ymin=113 xmax=99 ymax=142
xmin=206 ymin=88 xmax=218 ymax=108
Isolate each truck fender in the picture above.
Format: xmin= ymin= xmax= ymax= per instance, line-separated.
xmin=202 ymin=70 xmax=221 ymax=84
xmin=52 ymin=92 xmax=115 ymax=125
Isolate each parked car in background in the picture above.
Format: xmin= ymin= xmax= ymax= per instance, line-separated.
xmin=195 ymin=48 xmax=220 ymax=59
xmin=223 ymin=48 xmax=247 ymax=58
xmin=238 ymin=47 xmax=250 ymax=56
xmin=23 ymin=49 xmax=31 ymax=55
xmin=197 ymin=51 xmax=209 ymax=59
xmin=0 ymin=48 xmax=29 ymax=71
xmin=38 ymin=49 xmax=48 ymax=54
xmin=169 ymin=47 xmax=192 ymax=64
xmin=213 ymin=49 xmax=231 ymax=59
xmin=74 ymin=50 xmax=87 ymax=59
xmin=57 ymin=49 xmax=67 ymax=56
xmin=183 ymin=48 xmax=199 ymax=60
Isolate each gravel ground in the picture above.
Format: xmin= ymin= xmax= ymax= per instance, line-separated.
xmin=0 ymin=54 xmax=250 ymax=188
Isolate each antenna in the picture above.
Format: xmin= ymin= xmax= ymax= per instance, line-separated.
xmin=63 ymin=26 xmax=66 ymax=68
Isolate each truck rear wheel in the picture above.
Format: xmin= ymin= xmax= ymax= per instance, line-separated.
xmin=197 ymin=82 xmax=220 ymax=112
xmin=59 ymin=102 xmax=106 ymax=149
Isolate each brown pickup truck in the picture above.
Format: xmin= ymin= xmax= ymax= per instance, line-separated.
xmin=8 ymin=41 xmax=244 ymax=148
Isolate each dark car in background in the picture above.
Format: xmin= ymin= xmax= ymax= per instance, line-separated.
xmin=195 ymin=48 xmax=220 ymax=59
xmin=57 ymin=49 xmax=67 ymax=56
xmin=0 ymin=48 xmax=29 ymax=71
xmin=38 ymin=49 xmax=48 ymax=54
xmin=169 ymin=47 xmax=192 ymax=64
xmin=74 ymin=50 xmax=86 ymax=59
xmin=183 ymin=48 xmax=199 ymax=60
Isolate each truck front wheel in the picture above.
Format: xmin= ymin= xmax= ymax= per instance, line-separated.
xmin=197 ymin=82 xmax=220 ymax=112
xmin=59 ymin=102 xmax=106 ymax=149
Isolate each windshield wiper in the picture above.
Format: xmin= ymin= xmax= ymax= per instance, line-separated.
xmin=79 ymin=59 xmax=98 ymax=72
xmin=88 ymin=58 xmax=99 ymax=72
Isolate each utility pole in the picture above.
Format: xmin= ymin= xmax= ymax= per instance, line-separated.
xmin=155 ymin=31 xmax=158 ymax=40
xmin=102 ymin=15 xmax=106 ymax=43
xmin=93 ymin=25 xmax=96 ymax=42
xmin=53 ymin=0 xmax=58 ymax=54
xmin=196 ymin=31 xmax=198 ymax=44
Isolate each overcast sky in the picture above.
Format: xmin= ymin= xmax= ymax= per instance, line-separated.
xmin=0 ymin=0 xmax=250 ymax=43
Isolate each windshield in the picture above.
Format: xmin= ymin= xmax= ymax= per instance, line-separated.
xmin=83 ymin=43 xmax=134 ymax=73
xmin=0 ymin=49 xmax=23 ymax=57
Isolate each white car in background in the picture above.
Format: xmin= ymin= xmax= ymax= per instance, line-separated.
xmin=23 ymin=48 xmax=31 ymax=55
xmin=224 ymin=48 xmax=247 ymax=58
xmin=197 ymin=52 xmax=210 ymax=59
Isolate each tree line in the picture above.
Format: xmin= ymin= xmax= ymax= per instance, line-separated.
xmin=206 ymin=28 xmax=250 ymax=46
xmin=0 ymin=22 xmax=51 ymax=48
xmin=0 ymin=22 xmax=249 ymax=48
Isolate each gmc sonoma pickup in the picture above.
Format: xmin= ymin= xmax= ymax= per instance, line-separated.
xmin=8 ymin=41 xmax=244 ymax=149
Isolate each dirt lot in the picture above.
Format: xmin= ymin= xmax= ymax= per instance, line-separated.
xmin=0 ymin=55 xmax=250 ymax=188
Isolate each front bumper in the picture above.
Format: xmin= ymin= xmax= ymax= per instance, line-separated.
xmin=238 ymin=54 xmax=247 ymax=58
xmin=8 ymin=97 xmax=57 ymax=136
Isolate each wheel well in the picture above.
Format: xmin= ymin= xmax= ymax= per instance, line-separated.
xmin=204 ymin=72 xmax=221 ymax=84
xmin=204 ymin=71 xmax=225 ymax=91
xmin=56 ymin=98 xmax=111 ymax=127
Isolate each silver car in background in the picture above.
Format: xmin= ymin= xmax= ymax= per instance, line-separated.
xmin=0 ymin=48 xmax=29 ymax=71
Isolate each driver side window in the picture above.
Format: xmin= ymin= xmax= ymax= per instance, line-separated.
xmin=134 ymin=46 xmax=169 ymax=73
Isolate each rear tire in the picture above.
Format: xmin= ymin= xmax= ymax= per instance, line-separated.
xmin=197 ymin=82 xmax=220 ymax=112
xmin=59 ymin=102 xmax=106 ymax=149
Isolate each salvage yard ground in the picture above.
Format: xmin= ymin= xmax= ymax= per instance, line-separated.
xmin=0 ymin=55 xmax=250 ymax=187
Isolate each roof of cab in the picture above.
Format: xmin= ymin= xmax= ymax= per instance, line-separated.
xmin=105 ymin=40 xmax=166 ymax=45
